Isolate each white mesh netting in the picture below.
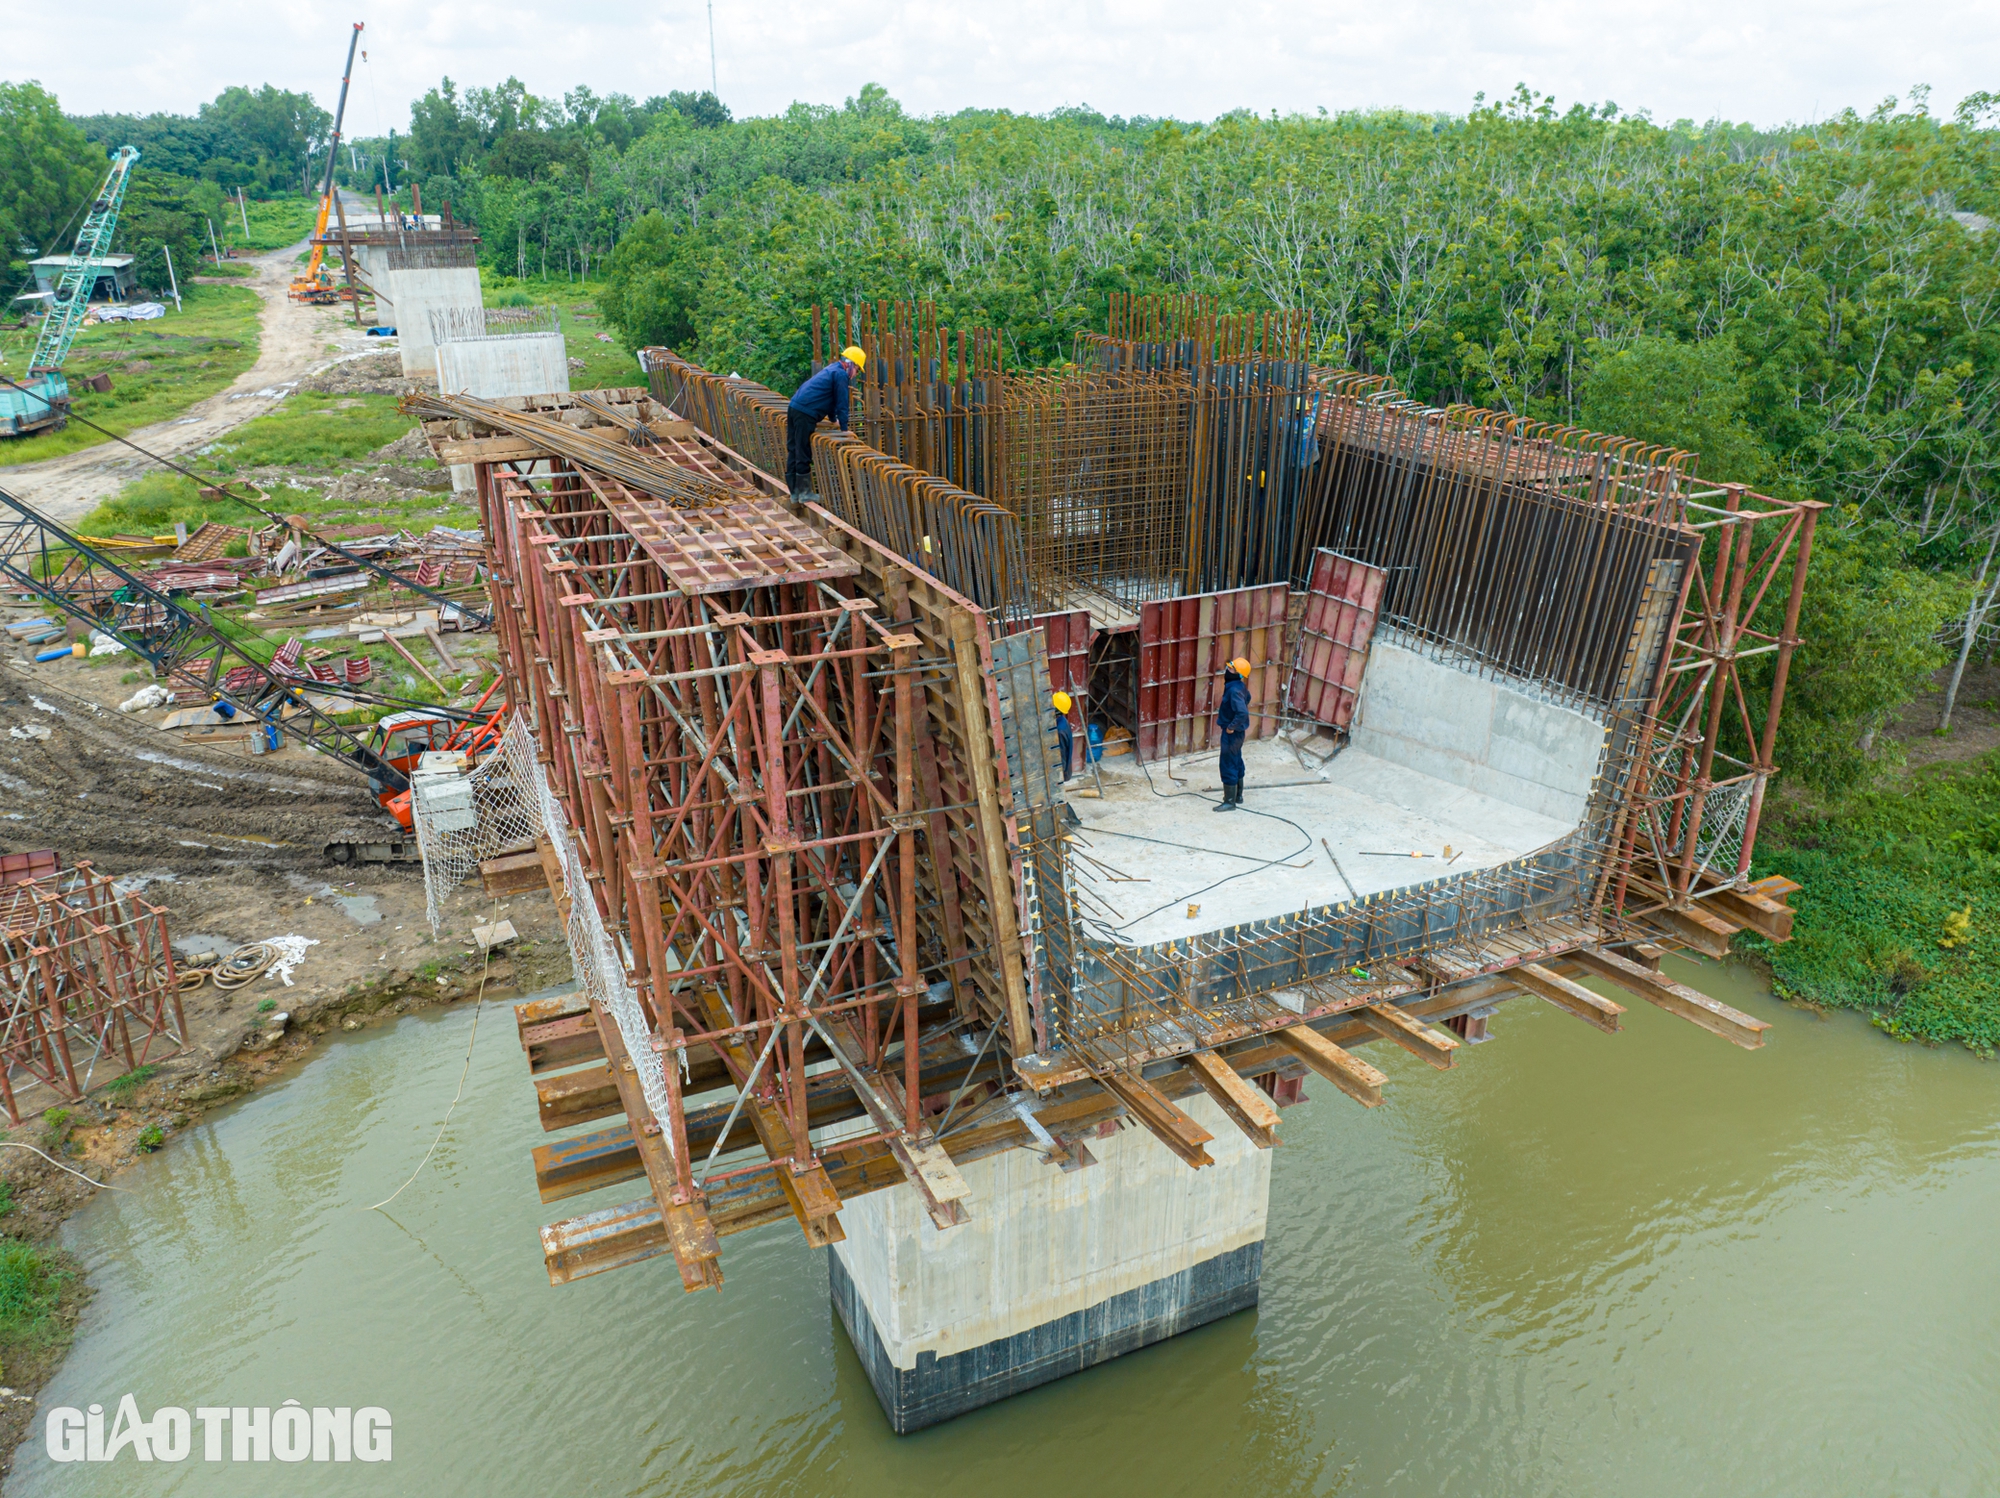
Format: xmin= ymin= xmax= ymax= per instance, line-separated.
xmin=416 ymin=713 xmax=677 ymax=1147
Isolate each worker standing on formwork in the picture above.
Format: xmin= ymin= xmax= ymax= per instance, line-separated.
xmin=786 ymin=346 xmax=866 ymax=497
xmin=1213 ymin=657 xmax=1251 ymax=811
xmin=1052 ymin=691 xmax=1074 ymax=780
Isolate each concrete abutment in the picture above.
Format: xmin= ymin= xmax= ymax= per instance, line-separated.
xmin=828 ymin=1091 xmax=1272 ymax=1432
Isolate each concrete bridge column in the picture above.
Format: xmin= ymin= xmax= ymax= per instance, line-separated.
xmin=829 ymin=1091 xmax=1272 ymax=1432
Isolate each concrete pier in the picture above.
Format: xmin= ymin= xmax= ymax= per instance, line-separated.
xmin=829 ymin=1092 xmax=1272 ymax=1432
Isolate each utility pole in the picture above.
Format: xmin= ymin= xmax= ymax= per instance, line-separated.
xmin=237 ymin=187 xmax=250 ymax=238
xmin=162 ymin=244 xmax=182 ymax=312
xmin=708 ymin=0 xmax=718 ymax=96
xmin=206 ymin=217 xmax=222 ymax=267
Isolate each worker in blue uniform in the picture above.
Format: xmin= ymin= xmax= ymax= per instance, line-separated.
xmin=1052 ymin=690 xmax=1075 ymax=780
xmin=1213 ymin=656 xmax=1251 ymax=811
xmin=786 ymin=345 xmax=866 ymax=496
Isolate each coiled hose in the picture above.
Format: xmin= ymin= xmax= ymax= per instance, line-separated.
xmin=211 ymin=942 xmax=278 ymax=992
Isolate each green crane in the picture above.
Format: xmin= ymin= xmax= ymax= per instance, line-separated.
xmin=1 ymin=145 xmax=141 ymax=439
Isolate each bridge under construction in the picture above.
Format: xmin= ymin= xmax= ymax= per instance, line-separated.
xmin=413 ymin=296 xmax=1816 ymax=1433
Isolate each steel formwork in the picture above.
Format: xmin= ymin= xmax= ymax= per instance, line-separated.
xmin=0 ymin=864 xmax=187 ymax=1122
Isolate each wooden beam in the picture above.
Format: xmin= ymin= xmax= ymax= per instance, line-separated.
xmin=695 ymin=992 xmax=846 ymax=1247
xmin=1510 ymin=961 xmax=1624 ymax=1034
xmin=1572 ymin=945 xmax=1768 ymax=1049
xmin=951 ymin=614 xmax=1034 ymax=1054
xmin=535 ymin=1062 xmax=622 ymax=1130
xmin=481 ymin=849 xmax=548 ymax=897
xmin=1643 ymin=901 xmax=1735 ymax=959
xmin=1182 ymin=1050 xmax=1279 ymax=1149
xmin=1273 ymin=1024 xmax=1386 ymax=1108
xmin=588 ymin=1007 xmax=722 ymax=1290
xmin=1099 ymin=1071 xmax=1215 ymax=1168
xmin=1702 ymin=883 xmax=1795 ymax=942
xmin=1352 ymin=1003 xmax=1459 ymax=1069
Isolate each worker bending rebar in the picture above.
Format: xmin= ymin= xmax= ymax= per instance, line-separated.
xmin=786 ymin=345 xmax=866 ymax=497
xmin=1213 ymin=657 xmax=1250 ymax=811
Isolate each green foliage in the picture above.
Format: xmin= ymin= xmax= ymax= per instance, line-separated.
xmin=216 ymin=195 xmax=320 ymax=254
xmin=0 ymin=1240 xmax=62 ymax=1335
xmin=256 ymin=999 xmax=277 ymax=1014
xmin=115 ymin=170 xmax=226 ymax=292
xmin=0 ymin=80 xmax=104 ymax=280
xmin=0 ymin=1181 xmax=13 ymax=1217
xmin=491 ymin=287 xmax=535 ymax=307
xmin=74 ymin=84 xmax=330 ymax=195
xmin=597 ymin=211 xmax=699 ymax=351
xmin=136 ymin=1125 xmax=165 ymax=1152
xmin=103 ymin=1064 xmax=159 ymax=1101
xmin=1758 ymin=523 xmax=1966 ymax=792
xmin=1748 ymin=752 xmax=2000 ymax=1051
xmin=1577 ymin=335 xmax=1773 ymax=488
xmin=38 ymin=1109 xmax=71 ymax=1153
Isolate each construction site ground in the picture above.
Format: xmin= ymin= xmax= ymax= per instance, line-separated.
xmin=0 ymin=238 xmax=397 ymax=525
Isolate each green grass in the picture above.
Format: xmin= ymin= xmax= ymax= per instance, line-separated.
xmin=198 ymin=392 xmax=416 ymax=473
xmin=0 ymin=1240 xmax=65 ymax=1343
xmin=0 ymin=283 xmax=262 ymax=463
xmin=481 ymin=275 xmax=641 ymax=390
xmin=103 ymin=1064 xmax=159 ymax=1101
xmin=1744 ymin=751 xmax=2000 ymax=1053
xmin=193 ymin=260 xmax=256 ymax=279
xmin=217 ymin=195 xmax=321 ymax=255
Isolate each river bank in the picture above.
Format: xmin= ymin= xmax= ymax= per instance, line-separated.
xmin=5 ymin=958 xmax=1998 ymax=1494
xmin=0 ymin=901 xmax=571 ymax=1483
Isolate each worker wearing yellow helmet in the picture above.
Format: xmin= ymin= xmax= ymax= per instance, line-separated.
xmin=1051 ymin=690 xmax=1075 ymax=780
xmin=1213 ymin=657 xmax=1252 ymax=812
xmin=785 ymin=345 xmax=868 ymax=498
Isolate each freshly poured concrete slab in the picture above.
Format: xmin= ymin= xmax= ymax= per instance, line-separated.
xmin=1068 ymin=737 xmax=1576 ymax=945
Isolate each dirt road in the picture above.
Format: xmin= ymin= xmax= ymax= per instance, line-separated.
xmin=0 ymin=239 xmax=387 ymax=526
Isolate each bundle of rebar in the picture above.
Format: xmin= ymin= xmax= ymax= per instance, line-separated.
xmin=403 ymin=390 xmax=743 ymax=509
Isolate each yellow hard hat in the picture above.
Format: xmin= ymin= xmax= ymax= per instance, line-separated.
xmin=1051 ymin=691 xmax=1073 ymax=714
xmin=841 ymin=345 xmax=867 ymax=371
xmin=1230 ymin=657 xmax=1251 ymax=676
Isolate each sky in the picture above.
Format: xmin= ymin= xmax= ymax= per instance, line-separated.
xmin=10 ymin=0 xmax=1993 ymax=130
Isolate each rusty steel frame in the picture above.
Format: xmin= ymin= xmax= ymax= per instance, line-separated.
xmin=477 ymin=442 xmax=1025 ymax=1286
xmin=0 ymin=863 xmax=187 ymax=1122
xmin=1609 ymin=484 xmax=1821 ymax=915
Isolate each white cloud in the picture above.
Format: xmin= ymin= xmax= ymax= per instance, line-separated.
xmin=11 ymin=0 xmax=1986 ymax=128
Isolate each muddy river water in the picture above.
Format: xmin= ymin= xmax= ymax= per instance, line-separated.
xmin=9 ymin=961 xmax=1998 ymax=1495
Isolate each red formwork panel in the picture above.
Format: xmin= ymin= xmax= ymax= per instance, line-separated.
xmin=1287 ymin=549 xmax=1386 ymax=733
xmin=1136 ymin=583 xmax=1287 ymax=760
xmin=1013 ymin=609 xmax=1093 ymax=732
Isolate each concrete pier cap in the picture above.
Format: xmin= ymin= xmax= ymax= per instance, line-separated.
xmin=831 ymin=1091 xmax=1271 ymax=1432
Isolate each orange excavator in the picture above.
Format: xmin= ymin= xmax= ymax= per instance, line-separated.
xmin=289 ymin=23 xmax=365 ymax=307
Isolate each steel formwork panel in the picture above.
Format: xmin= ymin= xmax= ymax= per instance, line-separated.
xmin=1287 ymin=549 xmax=1385 ymax=733
xmin=1135 ymin=583 xmax=1287 ymax=760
